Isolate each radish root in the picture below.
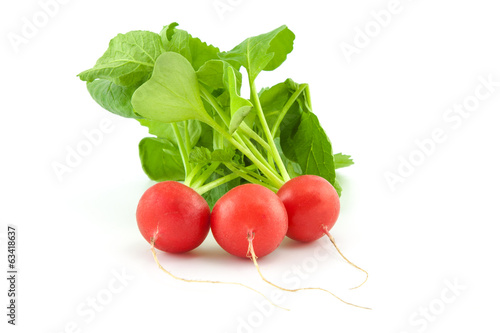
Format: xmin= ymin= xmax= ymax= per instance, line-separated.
xmin=246 ymin=232 xmax=371 ymax=310
xmin=322 ymin=226 xmax=369 ymax=290
xmin=150 ymin=237 xmax=289 ymax=311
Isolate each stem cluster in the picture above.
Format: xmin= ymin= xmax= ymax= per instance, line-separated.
xmin=178 ymin=77 xmax=310 ymax=195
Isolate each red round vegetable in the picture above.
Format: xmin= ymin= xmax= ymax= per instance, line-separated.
xmin=277 ymin=175 xmax=340 ymax=242
xmin=136 ymin=181 xmax=210 ymax=253
xmin=211 ymin=184 xmax=288 ymax=258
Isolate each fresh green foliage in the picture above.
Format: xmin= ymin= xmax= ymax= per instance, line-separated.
xmin=259 ymin=82 xmax=290 ymax=129
xmin=189 ymin=147 xmax=235 ymax=164
xmin=139 ymin=119 xmax=202 ymax=146
xmin=196 ymin=60 xmax=242 ymax=90
xmin=334 ymin=153 xmax=354 ymax=169
xmin=281 ymin=111 xmax=336 ymax=185
xmin=224 ymin=66 xmax=253 ymax=133
xmin=78 ymin=31 xmax=164 ymax=86
xmin=86 ymin=79 xmax=142 ymax=119
xmin=160 ymin=22 xmax=220 ymax=71
xmin=139 ymin=137 xmax=185 ymax=181
xmin=219 ymin=25 xmax=295 ymax=82
xmin=78 ymin=23 xmax=353 ymax=201
xmin=131 ymin=52 xmax=212 ymax=124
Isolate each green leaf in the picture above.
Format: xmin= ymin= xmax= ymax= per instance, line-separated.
xmin=334 ymin=153 xmax=354 ymax=169
xmin=189 ymin=36 xmax=220 ymax=71
xmin=196 ymin=122 xmax=214 ymax=151
xmin=219 ymin=25 xmax=295 ymax=82
xmin=259 ymin=82 xmax=291 ymax=130
xmin=280 ymin=111 xmax=336 ymax=185
xmin=78 ymin=31 xmax=164 ymax=86
xmin=229 ymin=107 xmax=253 ymax=134
xmin=160 ymin=22 xmax=179 ymax=46
xmin=189 ymin=147 xmax=212 ymax=164
xmin=189 ymin=147 xmax=235 ymax=164
xmin=138 ymin=137 xmax=185 ymax=181
xmin=160 ymin=23 xmax=220 ymax=71
xmin=196 ymin=60 xmax=242 ymax=90
xmin=275 ymin=138 xmax=302 ymax=178
xmin=86 ymin=79 xmax=142 ymax=119
xmin=225 ymin=66 xmax=253 ymax=134
xmin=211 ymin=148 xmax=235 ymax=162
xmin=164 ymin=29 xmax=192 ymax=61
xmin=138 ymin=119 xmax=202 ymax=147
xmin=333 ymin=179 xmax=343 ymax=197
xmin=131 ymin=52 xmax=212 ymax=124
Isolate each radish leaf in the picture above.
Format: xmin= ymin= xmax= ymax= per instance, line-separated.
xmin=78 ymin=31 xmax=163 ymax=86
xmin=131 ymin=52 xmax=212 ymax=124
xmin=225 ymin=66 xmax=253 ymax=134
xmin=86 ymin=79 xmax=143 ymax=119
xmin=161 ymin=23 xmax=220 ymax=71
xmin=334 ymin=153 xmax=354 ymax=169
xmin=139 ymin=137 xmax=185 ymax=181
xmin=197 ymin=60 xmax=242 ymax=91
xmin=219 ymin=25 xmax=294 ymax=82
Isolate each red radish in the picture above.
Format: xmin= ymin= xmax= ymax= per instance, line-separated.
xmin=278 ymin=175 xmax=368 ymax=289
xmin=211 ymin=184 xmax=288 ymax=258
xmin=277 ymin=175 xmax=340 ymax=242
xmin=136 ymin=181 xmax=210 ymax=253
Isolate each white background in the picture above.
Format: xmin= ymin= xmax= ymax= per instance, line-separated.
xmin=1 ymin=0 xmax=500 ymax=332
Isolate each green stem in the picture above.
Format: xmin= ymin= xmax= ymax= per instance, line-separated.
xmin=200 ymin=86 xmax=230 ymax=128
xmin=224 ymin=163 xmax=279 ymax=192
xmin=193 ymin=172 xmax=240 ymax=195
xmin=304 ymin=85 xmax=313 ymax=112
xmin=239 ymin=123 xmax=271 ymax=151
xmin=200 ymin=85 xmax=278 ymax=176
xmin=184 ymin=163 xmax=203 ymax=187
xmin=171 ymin=122 xmax=191 ymax=177
xmin=184 ymin=120 xmax=192 ymax=156
xmin=207 ymin=119 xmax=284 ymax=188
xmin=191 ymin=162 xmax=221 ymax=189
xmin=249 ymin=80 xmax=290 ymax=182
xmin=271 ymin=83 xmax=308 ymax=137
xmin=199 ymin=86 xmax=283 ymax=187
xmin=236 ymin=133 xmax=277 ymax=175
xmin=229 ymin=162 xmax=275 ymax=187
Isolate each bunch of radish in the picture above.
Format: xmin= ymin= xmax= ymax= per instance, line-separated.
xmin=78 ymin=23 xmax=368 ymax=309
xmin=136 ymin=176 xmax=368 ymax=310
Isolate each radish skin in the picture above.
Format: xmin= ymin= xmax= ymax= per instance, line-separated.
xmin=136 ymin=181 xmax=210 ymax=253
xmin=211 ymin=184 xmax=288 ymax=258
xmin=278 ymin=175 xmax=340 ymax=242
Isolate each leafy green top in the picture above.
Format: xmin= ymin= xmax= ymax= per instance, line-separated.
xmin=78 ymin=23 xmax=353 ymax=207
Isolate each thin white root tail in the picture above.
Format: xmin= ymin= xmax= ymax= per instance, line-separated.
xmin=150 ymin=238 xmax=289 ymax=311
xmin=246 ymin=233 xmax=371 ymax=310
xmin=322 ymin=226 xmax=369 ymax=290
